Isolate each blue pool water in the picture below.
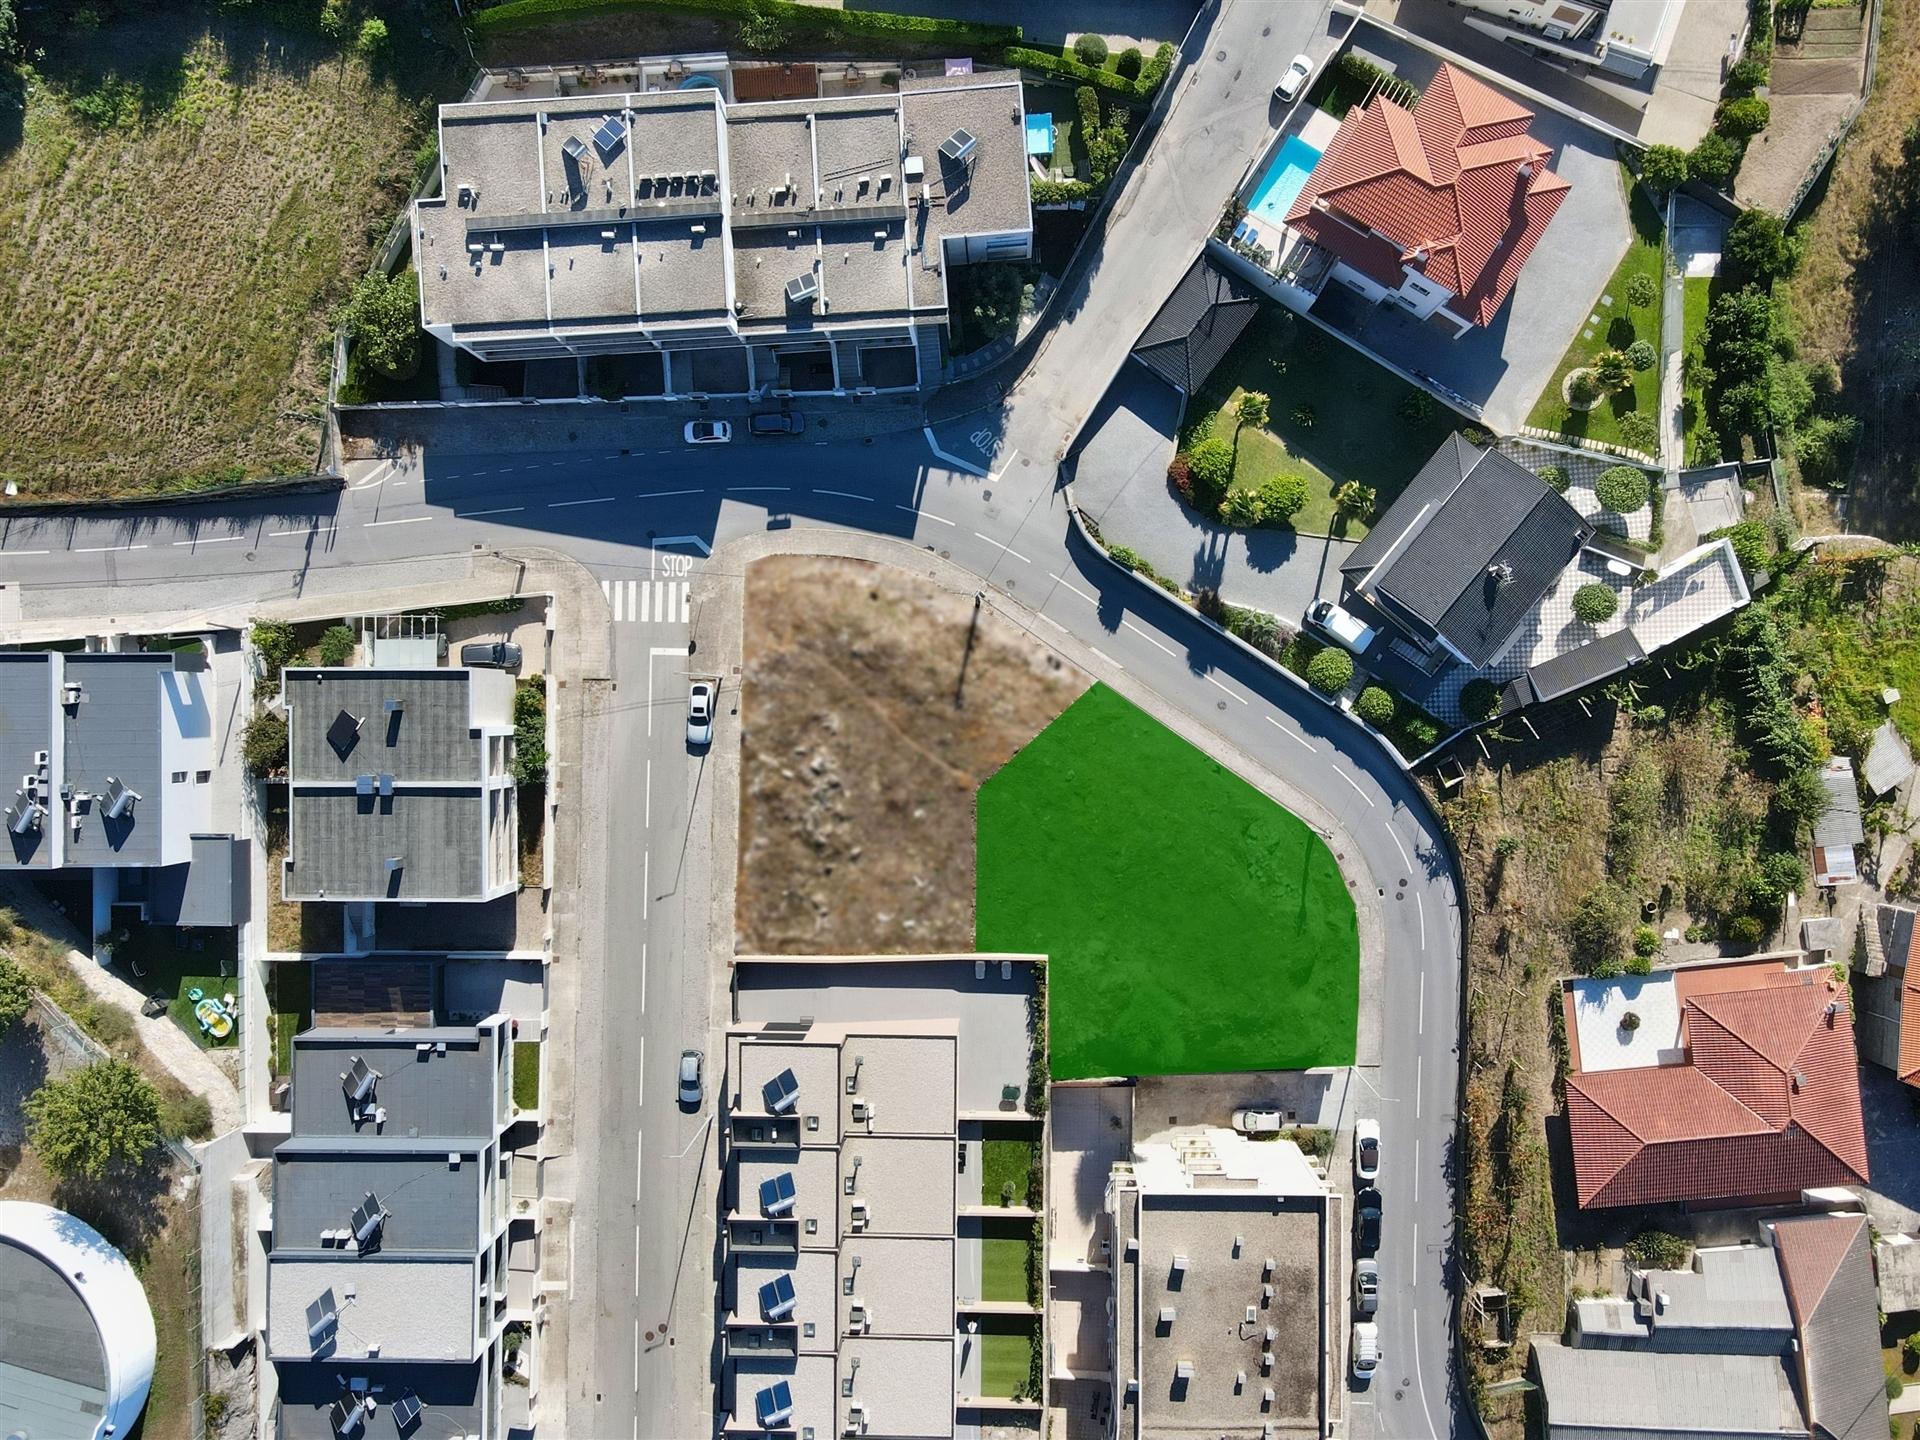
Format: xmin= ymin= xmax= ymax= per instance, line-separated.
xmin=1246 ymin=135 xmax=1325 ymax=230
xmin=1025 ymin=112 xmax=1055 ymax=157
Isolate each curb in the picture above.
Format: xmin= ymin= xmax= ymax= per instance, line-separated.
xmin=1 ymin=473 xmax=345 ymax=516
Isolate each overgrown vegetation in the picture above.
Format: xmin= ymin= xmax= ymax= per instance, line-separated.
xmin=510 ymin=676 xmax=549 ymax=786
xmin=24 ymin=1059 xmax=162 ymax=1181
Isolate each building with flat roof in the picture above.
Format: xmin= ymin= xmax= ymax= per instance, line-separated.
xmin=0 ymin=1200 xmax=157 ymax=1440
xmin=266 ymin=1021 xmax=525 ymax=1440
xmin=281 ymin=668 xmax=517 ymax=903
xmin=1109 ymin=1128 xmax=1332 ymax=1440
xmin=414 ymin=70 xmax=1033 ymax=392
xmin=1447 ymin=0 xmax=1691 ymax=80
xmin=720 ymin=1020 xmax=960 ymax=1440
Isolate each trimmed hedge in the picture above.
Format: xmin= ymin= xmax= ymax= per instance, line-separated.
xmin=1595 ymin=465 xmax=1651 ymax=513
xmin=1030 ymin=177 xmax=1095 ymax=205
xmin=1004 ymin=39 xmax=1174 ymax=99
xmin=473 ymin=0 xmax=1021 ymax=48
xmin=1305 ymin=647 xmax=1353 ymax=695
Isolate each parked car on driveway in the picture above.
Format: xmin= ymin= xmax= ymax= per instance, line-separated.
xmin=1307 ymin=599 xmax=1378 ymax=656
xmin=1350 ymin=1321 xmax=1381 ymax=1382
xmin=1353 ymin=1186 xmax=1382 ymax=1257
xmin=1354 ymin=1118 xmax=1381 ymax=1182
xmin=461 ymin=640 xmax=522 ymax=670
xmin=686 ymin=681 xmax=715 ymax=748
xmin=1232 ymin=1108 xmax=1283 ymax=1135
xmin=1352 ymin=1258 xmax=1379 ymax=1317
xmin=684 ymin=419 xmax=731 ymax=445
xmin=1274 ymin=53 xmax=1315 ymax=102
xmin=678 ymin=1049 xmax=704 ymax=1107
xmin=749 ymin=412 xmax=804 ymax=436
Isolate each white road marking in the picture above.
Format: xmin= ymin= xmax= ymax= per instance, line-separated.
xmin=1089 ymin=647 xmax=1123 ymax=670
xmin=973 ymin=531 xmax=1030 ymax=564
xmin=633 ymin=1320 xmax=640 ymax=1391
xmin=269 ymin=526 xmax=335 ymax=538
xmin=812 ymin=488 xmax=872 ymax=502
xmin=641 ymin=942 xmax=648 ymax=1015
xmin=643 ymin=851 xmax=650 ymax=921
xmin=1418 ymin=892 xmax=1427 ymax=950
xmin=603 ymin=579 xmax=620 ymax=622
xmin=76 ymin=544 xmax=148 ymax=553
xmin=638 ymin=488 xmax=700 ymax=498
xmin=363 ymin=515 xmax=432 ymax=528
xmin=725 ymin=485 xmax=790 ymax=493
xmin=171 ymin=535 xmax=243 ymax=546
xmin=1390 ymin=826 xmax=1411 ymax=871
xmin=1413 ymin=1138 xmax=1421 ymax=1204
xmin=1418 ymin=972 xmax=1425 ymax=1033
xmin=1335 ymin=767 xmax=1376 ymax=806
xmin=1049 ymin=572 xmax=1097 ymax=604
xmin=456 ymin=506 xmax=525 ymax=518
xmin=1039 ymin=614 xmax=1068 ymax=634
xmin=633 ymin=1227 xmax=640 ymax=1298
xmin=645 ymin=758 xmax=652 ymax=830
xmin=1265 ymin=716 xmax=1316 ymax=752
xmin=1415 ymin=1055 xmax=1422 ymax=1118
xmin=1206 ymin=674 xmax=1248 ymax=704
xmin=636 ymin=1130 xmax=644 ymax=1199
xmin=549 ymin=495 xmax=615 ymax=508
xmin=4 ymin=549 xmax=49 ymax=555
xmin=654 ymin=534 xmax=711 ymax=555
xmin=638 ymin=1033 xmax=645 ymax=1106
xmin=896 ymin=504 xmax=954 ymax=526
xmin=1122 ymin=619 xmax=1175 ymax=655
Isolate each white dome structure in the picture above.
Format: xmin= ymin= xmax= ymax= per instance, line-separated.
xmin=0 ymin=1199 xmax=157 ymax=1440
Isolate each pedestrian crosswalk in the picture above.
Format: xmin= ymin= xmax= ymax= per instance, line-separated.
xmin=602 ymin=578 xmax=692 ymax=624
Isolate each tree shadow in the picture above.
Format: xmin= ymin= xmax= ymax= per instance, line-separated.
xmin=51 ymin=1160 xmax=173 ymax=1265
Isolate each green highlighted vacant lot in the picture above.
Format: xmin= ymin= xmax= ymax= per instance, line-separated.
xmin=977 ymin=685 xmax=1358 ymax=1079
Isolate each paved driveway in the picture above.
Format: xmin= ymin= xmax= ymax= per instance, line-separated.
xmin=1859 ymin=1061 xmax=1920 ymax=1233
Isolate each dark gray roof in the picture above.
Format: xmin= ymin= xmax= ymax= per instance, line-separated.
xmin=276 ymin=1358 xmax=484 ymax=1440
xmin=1519 ymin=627 xmax=1647 ymax=705
xmin=62 ymin=653 xmax=173 ymax=867
xmin=1814 ymin=759 xmax=1865 ymax=851
xmin=0 ymin=653 xmax=55 ymax=869
xmin=272 ymin=1141 xmax=482 ymax=1255
xmin=147 ymin=834 xmax=249 ymax=927
xmin=1534 ymin=1342 xmax=1803 ymax=1439
xmin=285 ymin=787 xmax=486 ymax=901
xmin=1130 ymin=254 xmax=1261 ymax=396
xmin=0 ymin=1236 xmax=109 ymax=1435
xmin=1343 ymin=435 xmax=1596 ymax=668
xmin=290 ymin=1028 xmax=501 ymax=1140
xmin=1774 ymin=1215 xmax=1888 ymax=1440
xmin=285 ymin=670 xmax=485 ymax=784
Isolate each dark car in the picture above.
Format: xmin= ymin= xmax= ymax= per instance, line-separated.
xmin=461 ymin=641 xmax=522 ymax=670
xmin=1353 ymin=1186 xmax=1382 ymax=1258
xmin=749 ymin=412 xmax=805 ymax=436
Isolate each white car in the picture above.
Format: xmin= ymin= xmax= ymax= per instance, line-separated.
xmin=1350 ymin=1321 xmax=1381 ymax=1382
xmin=1307 ymin=599 xmax=1378 ymax=656
xmin=684 ymin=418 xmax=732 ymax=445
xmin=678 ymin=1049 xmax=704 ymax=1108
xmin=686 ymin=681 xmax=715 ymax=748
xmin=1274 ymin=54 xmax=1315 ymax=103
xmin=1354 ymin=1118 xmax=1381 ymax=1182
xmin=1232 ymin=1108 xmax=1284 ymax=1136
xmin=1352 ymin=1258 xmax=1380 ymax=1317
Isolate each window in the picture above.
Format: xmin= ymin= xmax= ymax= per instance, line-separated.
xmin=170 ymin=771 xmax=188 ymax=783
xmin=195 ymin=770 xmax=211 ymax=784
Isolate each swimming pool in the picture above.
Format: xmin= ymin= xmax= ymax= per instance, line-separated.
xmin=1025 ymin=112 xmax=1055 ymax=157
xmin=1246 ymin=135 xmax=1325 ymax=230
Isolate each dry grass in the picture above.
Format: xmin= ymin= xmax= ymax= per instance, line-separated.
xmin=1783 ymin=0 xmax=1920 ymax=538
xmin=0 ymin=13 xmax=439 ymax=498
xmin=736 ymin=556 xmax=1089 ymax=954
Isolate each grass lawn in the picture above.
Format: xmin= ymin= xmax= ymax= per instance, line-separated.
xmin=269 ymin=961 xmax=311 ymax=1079
xmin=977 ymin=685 xmax=1359 ymax=1079
xmin=1190 ymin=309 xmax=1462 ymax=539
xmin=1525 ymin=174 xmax=1665 ymax=452
xmin=979 ymin=1236 xmax=1029 ymax=1302
xmin=514 ymin=1040 xmax=542 ymax=1112
xmin=0 ymin=10 xmax=461 ymax=499
xmin=977 ymin=1320 xmax=1038 ymax=1398
xmin=1022 ymin=82 xmax=1084 ymax=180
xmin=1681 ymin=276 xmax=1716 ymax=464
xmin=980 ymin=1137 xmax=1037 ymax=1207
xmin=112 ymin=922 xmax=240 ymax=1050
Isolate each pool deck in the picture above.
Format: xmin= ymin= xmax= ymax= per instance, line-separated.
xmin=1244 ymin=107 xmax=1342 ymax=229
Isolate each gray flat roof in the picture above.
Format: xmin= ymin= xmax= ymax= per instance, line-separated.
xmin=0 ymin=653 xmax=55 ymax=869
xmin=902 ymin=74 xmax=1033 ymax=251
xmin=62 ymin=653 xmax=172 ymax=867
xmin=0 ymin=1237 xmax=108 ymax=1440
xmin=1534 ymin=1342 xmax=1802 ymax=1437
xmin=290 ymin=1028 xmax=499 ymax=1140
xmin=286 ymin=787 xmax=485 ymax=901
xmin=285 ymin=670 xmax=484 ymax=783
xmin=268 ymin=1254 xmax=479 ymax=1364
xmin=276 ymin=1358 xmax=485 ymax=1440
xmin=272 ymin=1141 xmax=482 ymax=1255
xmin=1638 ymin=1246 xmax=1791 ymax=1340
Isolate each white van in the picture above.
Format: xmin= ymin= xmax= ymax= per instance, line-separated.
xmin=1350 ymin=1321 xmax=1381 ymax=1382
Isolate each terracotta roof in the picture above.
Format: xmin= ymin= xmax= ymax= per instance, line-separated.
xmin=1772 ymin=1214 xmax=1889 ymax=1440
xmin=1283 ymin=62 xmax=1570 ymax=327
xmin=1901 ymin=919 xmax=1920 ymax=1088
xmin=1775 ymin=1214 xmax=1862 ymax=1327
xmin=1564 ymin=972 xmax=1869 ymax=1208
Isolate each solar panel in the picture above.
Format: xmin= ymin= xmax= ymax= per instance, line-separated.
xmin=763 ymin=1068 xmax=800 ymax=1114
xmin=350 ymin=1193 xmax=385 ymax=1248
xmin=327 ymin=708 xmax=364 ymax=758
xmin=755 ymin=1380 xmax=794 ymax=1428
xmin=342 ymin=1056 xmax=378 ymax=1105
xmin=593 ymin=115 xmax=627 ymax=158
xmin=390 ymin=1392 xmax=423 ymax=1429
xmin=758 ymin=1271 xmax=797 ymax=1320
xmin=759 ymin=1171 xmax=797 ymax=1216
xmin=306 ymin=1289 xmax=338 ymax=1347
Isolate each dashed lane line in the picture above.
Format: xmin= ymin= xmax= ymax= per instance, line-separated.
xmin=1335 ymin=766 xmax=1376 ymax=807
xmin=1047 ymin=572 xmax=1097 ymax=604
xmin=1265 ymin=716 xmax=1316 ymax=752
xmin=1205 ymin=673 xmax=1249 ymax=705
xmin=76 ymin=544 xmax=148 ymax=553
xmin=456 ymin=506 xmax=526 ymax=518
xmin=363 ymin=515 xmax=433 ymax=528
xmin=895 ymin=505 xmax=954 ymax=526
xmin=637 ymin=489 xmax=701 ymax=499
xmin=972 ymin=531 xmax=1030 ymax=564
xmin=811 ymin=489 xmax=873 ymax=502
xmin=268 ymin=526 xmax=336 ymax=538
xmin=549 ymin=496 xmax=616 ymax=508
xmin=1122 ymin=619 xmax=1174 ymax=655
xmin=171 ymin=535 xmax=245 ymax=547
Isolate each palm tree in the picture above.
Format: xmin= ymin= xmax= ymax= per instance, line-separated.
xmin=1235 ymin=390 xmax=1270 ymax=433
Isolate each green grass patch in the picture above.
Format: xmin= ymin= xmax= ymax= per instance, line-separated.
xmin=979 ymin=1236 xmax=1028 ymax=1301
xmin=977 ymin=1320 xmax=1038 ymax=1397
xmin=1525 ymin=174 xmax=1665 ymax=452
xmin=980 ymin=1137 xmax=1037 ymax=1207
xmin=269 ymin=961 xmax=311 ymax=1079
xmin=109 ymin=922 xmax=240 ymax=1050
xmin=1189 ymin=309 xmax=1461 ymax=538
xmin=513 ymin=1040 xmax=541 ymax=1112
xmin=977 ymin=685 xmax=1358 ymax=1079
xmin=1022 ymin=82 xmax=1084 ymax=179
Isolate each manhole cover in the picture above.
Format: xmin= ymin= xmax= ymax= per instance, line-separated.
xmin=1215 ymin=48 xmax=1226 ymax=60
xmin=1217 ymin=701 xmax=1227 ymax=711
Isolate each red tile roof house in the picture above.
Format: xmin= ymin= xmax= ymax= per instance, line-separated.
xmin=1560 ymin=957 xmax=1869 ymax=1209
xmin=1281 ymin=63 xmax=1572 ymax=338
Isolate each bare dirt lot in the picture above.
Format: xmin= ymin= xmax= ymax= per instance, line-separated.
xmin=736 ymin=555 xmax=1089 ymax=954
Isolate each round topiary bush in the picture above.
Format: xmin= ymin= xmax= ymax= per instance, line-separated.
xmin=1616 ymin=412 xmax=1659 ymax=453
xmin=1115 ymin=46 xmax=1144 ymax=80
xmin=1625 ymin=272 xmax=1657 ymax=308
xmin=1460 ymin=677 xmax=1502 ymax=720
xmin=1715 ymin=95 xmax=1770 ymax=138
xmin=1626 ymin=339 xmax=1657 ymax=371
xmin=1572 ymin=582 xmax=1619 ymax=624
xmin=1565 ymin=368 xmax=1602 ymax=411
xmin=1354 ymin=685 xmax=1395 ymax=726
xmin=1073 ymin=32 xmax=1110 ymax=66
xmin=1595 ymin=465 xmax=1651 ymax=513
xmin=1537 ymin=464 xmax=1569 ymax=493
xmin=1304 ymin=646 xmax=1354 ymax=695
xmin=1186 ymin=436 xmax=1234 ymax=508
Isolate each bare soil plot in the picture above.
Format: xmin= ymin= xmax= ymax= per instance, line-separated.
xmin=736 ymin=555 xmax=1089 ymax=954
